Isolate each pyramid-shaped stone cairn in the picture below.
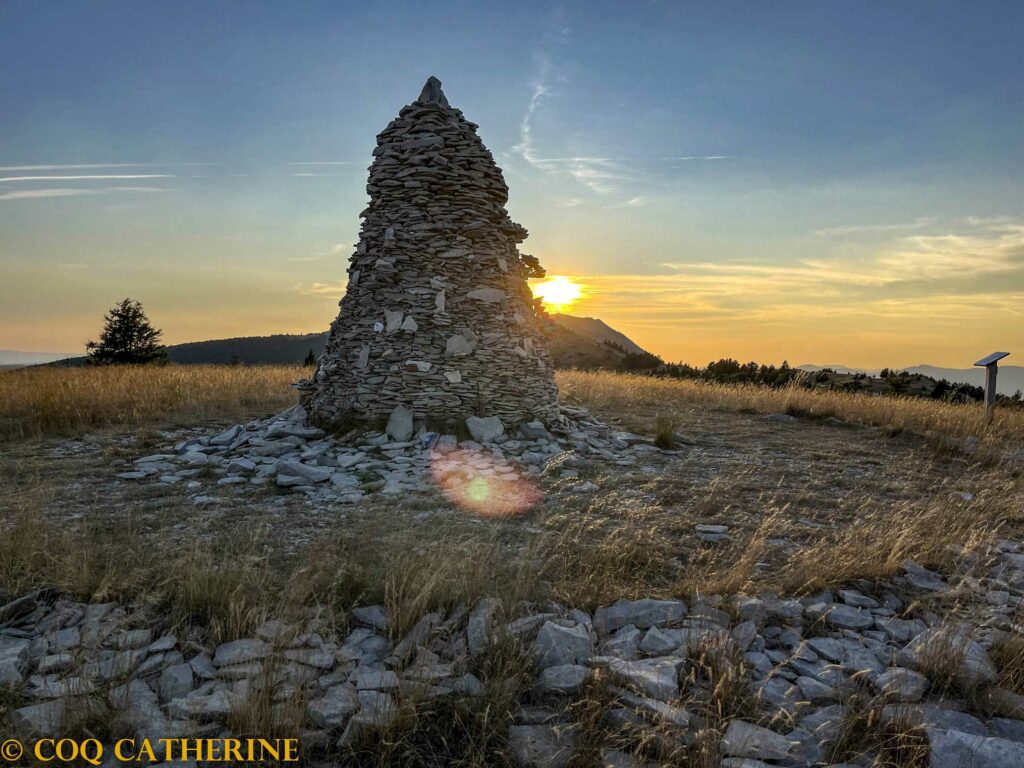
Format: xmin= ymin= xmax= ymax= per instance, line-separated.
xmin=300 ymin=76 xmax=560 ymax=432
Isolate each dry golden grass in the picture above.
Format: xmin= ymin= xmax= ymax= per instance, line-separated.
xmin=6 ymin=366 xmax=1015 ymax=606
xmin=0 ymin=483 xmax=542 ymax=645
xmin=675 ymin=466 xmax=1024 ymax=596
xmin=0 ymin=364 xmax=301 ymax=442
xmin=4 ymin=365 xmax=1022 ymax=453
xmin=826 ymin=684 xmax=930 ymax=767
xmin=682 ymin=639 xmax=758 ymax=767
xmin=558 ymin=369 xmax=1024 ymax=453
xmin=0 ymin=485 xmax=294 ymax=644
xmin=992 ymin=631 xmax=1024 ymax=696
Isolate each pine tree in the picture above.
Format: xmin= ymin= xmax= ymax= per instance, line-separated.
xmin=303 ymin=349 xmax=317 ymax=366
xmin=86 ymin=298 xmax=168 ymax=365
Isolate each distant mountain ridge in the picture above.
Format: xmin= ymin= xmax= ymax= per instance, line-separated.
xmin=547 ymin=314 xmax=647 ymax=355
xmin=10 ymin=334 xmax=1019 ymax=395
xmin=33 ymin=315 xmax=654 ymax=371
xmin=167 ymin=333 xmax=328 ymax=365
xmin=0 ymin=349 xmax=78 ymax=367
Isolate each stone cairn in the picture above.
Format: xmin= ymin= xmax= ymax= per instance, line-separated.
xmin=299 ymin=76 xmax=560 ymax=434
xmin=122 ymin=78 xmax=648 ymax=504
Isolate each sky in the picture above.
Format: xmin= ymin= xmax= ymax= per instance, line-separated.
xmin=1 ymin=0 xmax=1022 ymax=368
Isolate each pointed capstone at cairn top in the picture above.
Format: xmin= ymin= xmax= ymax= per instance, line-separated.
xmin=417 ymin=75 xmax=449 ymax=107
xmin=300 ymin=77 xmax=560 ymax=433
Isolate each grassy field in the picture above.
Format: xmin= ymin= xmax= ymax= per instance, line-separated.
xmin=0 ymin=364 xmax=301 ymax=441
xmin=2 ymin=364 xmax=1021 ymax=612
xmin=557 ymin=369 xmax=1024 ymax=454
xmin=1 ymin=364 xmax=1022 ymax=765
xmin=3 ymin=364 xmax=1023 ymax=449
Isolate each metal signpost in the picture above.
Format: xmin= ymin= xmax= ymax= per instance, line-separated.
xmin=973 ymin=351 xmax=1010 ymax=420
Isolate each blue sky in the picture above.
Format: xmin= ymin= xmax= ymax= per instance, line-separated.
xmin=2 ymin=0 xmax=1022 ymax=366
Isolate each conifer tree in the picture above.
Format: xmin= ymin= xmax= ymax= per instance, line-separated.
xmin=86 ymin=298 xmax=168 ymax=365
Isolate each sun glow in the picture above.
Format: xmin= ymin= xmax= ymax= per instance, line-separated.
xmin=531 ymin=275 xmax=583 ymax=312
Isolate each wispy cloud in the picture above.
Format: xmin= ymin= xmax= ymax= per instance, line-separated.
xmin=564 ymin=158 xmax=630 ymax=195
xmin=290 ymin=172 xmax=363 ymax=178
xmin=0 ymin=163 xmax=217 ymax=172
xmin=876 ymin=227 xmax=1024 ymax=280
xmin=604 ymin=196 xmax=647 ymax=209
xmin=508 ymin=17 xmax=635 ymax=197
xmin=511 ymin=53 xmax=552 ymax=169
xmin=285 ymin=161 xmax=359 ymax=166
xmin=0 ymin=188 xmax=102 ymax=201
xmin=587 ymin=217 xmax=1024 ymax=330
xmin=509 ymin=46 xmax=727 ymax=201
xmin=0 ymin=186 xmax=172 ymax=201
xmin=814 ymin=217 xmax=937 ymax=237
xmin=303 ymin=280 xmax=348 ymax=296
xmin=662 ymin=156 xmax=733 ymax=161
xmin=0 ymin=174 xmax=173 ymax=183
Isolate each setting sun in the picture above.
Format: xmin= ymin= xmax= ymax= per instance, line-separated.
xmin=530 ymin=275 xmax=583 ymax=312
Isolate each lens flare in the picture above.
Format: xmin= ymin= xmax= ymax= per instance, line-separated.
xmin=431 ymin=447 xmax=541 ymax=518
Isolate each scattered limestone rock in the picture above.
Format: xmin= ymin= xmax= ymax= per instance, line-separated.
xmin=159 ymin=662 xmax=194 ymax=703
xmin=534 ymin=621 xmax=591 ymax=669
xmin=212 ymin=639 xmax=269 ymax=668
xmin=538 ymin=664 xmax=591 ymax=694
xmin=307 ymin=684 xmax=359 ymax=730
xmin=875 ymin=667 xmax=930 ymax=702
xmin=466 ymin=416 xmax=505 ymax=443
xmin=927 ymin=727 xmax=1024 ymax=767
xmin=639 ymin=627 xmax=678 ymax=656
xmin=806 ymin=601 xmax=874 ymax=630
xmin=165 ymin=687 xmax=234 ymax=721
xmin=599 ymin=658 xmax=681 ymax=701
xmin=902 ymin=560 xmax=948 ymax=592
xmin=508 ymin=724 xmax=577 ymax=768
xmin=467 ymin=598 xmax=500 ymax=656
xmin=594 ymin=599 xmax=688 ymax=634
xmin=351 ymin=605 xmax=390 ymax=631
xmin=386 ymin=405 xmax=415 ymax=442
xmin=10 ymin=700 xmax=65 ymax=737
xmin=896 ymin=624 xmax=997 ymax=687
xmin=3 ymin=532 xmax=1022 ymax=766
xmin=721 ymin=720 xmax=794 ymax=761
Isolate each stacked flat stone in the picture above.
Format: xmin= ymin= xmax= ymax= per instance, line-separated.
xmin=301 ymin=76 xmax=560 ymax=432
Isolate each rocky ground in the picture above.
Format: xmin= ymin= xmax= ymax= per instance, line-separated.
xmin=2 ymin=403 xmax=1022 ymax=766
xmin=114 ymin=403 xmax=651 ymax=507
xmin=2 ymin=547 xmax=1023 ymax=766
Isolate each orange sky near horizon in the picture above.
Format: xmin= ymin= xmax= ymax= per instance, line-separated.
xmin=2 ymin=262 xmax=1018 ymax=371
xmin=531 ymin=273 xmax=1023 ymax=369
xmin=7 ymin=208 xmax=1021 ymax=370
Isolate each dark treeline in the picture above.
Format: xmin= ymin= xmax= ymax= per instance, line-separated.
xmin=601 ymin=342 xmax=1023 ymax=405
